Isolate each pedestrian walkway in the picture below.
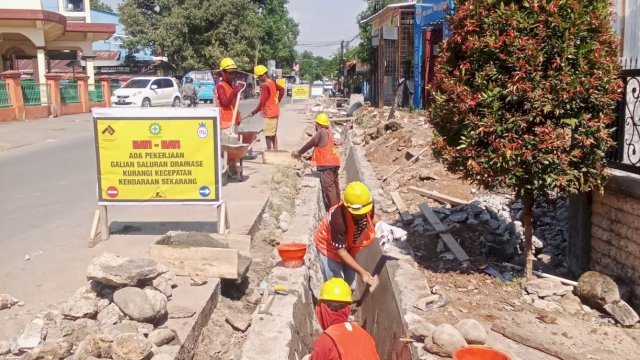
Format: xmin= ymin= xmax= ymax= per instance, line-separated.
xmin=0 ymin=102 xmax=309 ymax=340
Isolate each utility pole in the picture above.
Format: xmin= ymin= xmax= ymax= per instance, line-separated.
xmin=339 ymin=40 xmax=345 ymax=92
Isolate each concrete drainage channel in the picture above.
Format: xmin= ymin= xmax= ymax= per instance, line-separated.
xmin=237 ymin=144 xmax=428 ymax=359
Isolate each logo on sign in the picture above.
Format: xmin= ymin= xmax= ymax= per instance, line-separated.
xmin=149 ymin=123 xmax=162 ymax=136
xmin=101 ymin=125 xmax=116 ymax=135
xmin=106 ymin=186 xmax=119 ymax=198
xmin=197 ymin=122 xmax=209 ymax=138
xmin=199 ymin=186 xmax=211 ymax=198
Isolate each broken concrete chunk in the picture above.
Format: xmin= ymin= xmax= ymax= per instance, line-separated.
xmin=26 ymin=340 xmax=73 ymax=360
xmin=603 ymin=300 xmax=640 ymax=327
xmin=87 ymin=252 xmax=168 ymax=287
xmin=0 ymin=341 xmax=11 ymax=355
xmin=97 ymin=303 xmax=126 ymax=326
xmin=17 ymin=318 xmax=45 ymax=351
xmin=0 ymin=294 xmax=20 ymax=310
xmin=525 ymin=278 xmax=570 ymax=298
xmin=409 ymin=319 xmax=436 ymax=342
xmin=144 ymin=271 xmax=176 ymax=298
xmin=575 ymin=271 xmax=621 ymax=309
xmin=111 ymin=333 xmax=153 ymax=360
xmin=147 ymin=329 xmax=176 ymax=347
xmin=60 ymin=288 xmax=99 ymax=319
xmin=113 ymin=287 xmax=158 ymax=323
xmin=151 ymin=354 xmax=174 ymax=360
xmin=454 ymin=319 xmax=487 ymax=345
xmin=143 ymin=287 xmax=168 ymax=317
xmin=167 ymin=305 xmax=196 ymax=319
xmin=189 ymin=273 xmax=208 ymax=287
xmin=225 ymin=313 xmax=253 ymax=332
xmin=424 ymin=324 xmax=467 ymax=357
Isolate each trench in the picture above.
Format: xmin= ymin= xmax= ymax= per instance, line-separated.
xmin=238 ymin=143 xmax=418 ymax=360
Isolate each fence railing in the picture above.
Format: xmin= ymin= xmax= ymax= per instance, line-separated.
xmin=60 ymin=83 xmax=81 ymax=103
xmin=610 ymin=68 xmax=640 ymax=175
xmin=89 ymin=84 xmax=104 ymax=102
xmin=21 ymin=82 xmax=50 ymax=106
xmin=0 ymin=81 xmax=10 ymax=107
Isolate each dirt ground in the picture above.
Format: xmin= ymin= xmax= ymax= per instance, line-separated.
xmin=351 ymin=106 xmax=640 ymax=359
xmin=193 ymin=166 xmax=299 ymax=360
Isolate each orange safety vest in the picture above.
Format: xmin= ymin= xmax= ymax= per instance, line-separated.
xmin=315 ymin=201 xmax=376 ymax=263
xmin=324 ymin=322 xmax=381 ymax=360
xmin=215 ymin=81 xmax=242 ymax=129
xmin=312 ymin=128 xmax=340 ymax=168
xmin=262 ymin=79 xmax=280 ymax=118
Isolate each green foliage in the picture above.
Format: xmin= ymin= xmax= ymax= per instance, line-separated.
xmin=430 ymin=0 xmax=621 ymax=199
xmin=90 ymin=0 xmax=113 ymax=12
xmin=254 ymin=0 xmax=299 ymax=72
xmin=119 ymin=0 xmax=298 ymax=73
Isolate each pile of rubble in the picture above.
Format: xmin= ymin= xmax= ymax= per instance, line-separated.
xmin=430 ymin=195 xmax=569 ymax=271
xmin=1 ymin=253 xmax=191 ymax=360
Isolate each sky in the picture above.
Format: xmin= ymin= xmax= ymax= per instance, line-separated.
xmin=100 ymin=0 xmax=367 ymax=59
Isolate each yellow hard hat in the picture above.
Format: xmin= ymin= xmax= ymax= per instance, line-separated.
xmin=319 ymin=278 xmax=352 ymax=303
xmin=343 ymin=181 xmax=373 ymax=215
xmin=220 ymin=57 xmax=238 ymax=71
xmin=316 ymin=113 xmax=330 ymax=126
xmin=254 ymin=65 xmax=268 ymax=77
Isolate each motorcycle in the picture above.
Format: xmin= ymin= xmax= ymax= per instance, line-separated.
xmin=181 ymin=96 xmax=198 ymax=107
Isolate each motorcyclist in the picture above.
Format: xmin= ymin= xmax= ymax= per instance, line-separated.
xmin=181 ymin=77 xmax=198 ymax=106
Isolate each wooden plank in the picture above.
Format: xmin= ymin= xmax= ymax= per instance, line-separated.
xmin=389 ymin=191 xmax=412 ymax=224
xmin=408 ymin=187 xmax=468 ymax=207
xmin=419 ymin=204 xmax=470 ymax=263
xmin=262 ymin=150 xmax=297 ymax=165
xmin=88 ymin=209 xmax=101 ymax=248
xmin=149 ymin=245 xmax=239 ymax=279
xmin=99 ymin=206 xmax=110 ymax=241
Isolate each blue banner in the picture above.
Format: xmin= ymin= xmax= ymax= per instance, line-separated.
xmin=413 ymin=0 xmax=451 ymax=109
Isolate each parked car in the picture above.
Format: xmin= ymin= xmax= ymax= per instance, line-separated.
xmin=111 ymin=77 xmax=181 ymax=107
xmin=311 ymin=80 xmax=324 ymax=97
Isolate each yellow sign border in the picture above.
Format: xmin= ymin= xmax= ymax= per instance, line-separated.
xmin=93 ymin=115 xmax=221 ymax=205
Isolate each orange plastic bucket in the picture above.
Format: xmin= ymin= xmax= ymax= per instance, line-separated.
xmin=453 ymin=347 xmax=511 ymax=360
xmin=276 ymin=243 xmax=307 ymax=268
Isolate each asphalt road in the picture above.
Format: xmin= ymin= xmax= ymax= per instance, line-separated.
xmin=0 ymin=98 xmax=271 ymax=339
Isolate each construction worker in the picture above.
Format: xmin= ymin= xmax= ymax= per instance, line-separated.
xmin=250 ymin=65 xmax=284 ymax=150
xmin=291 ymin=113 xmax=340 ymax=211
xmin=310 ymin=278 xmax=380 ymax=360
xmin=315 ymin=181 xmax=380 ymax=289
xmin=215 ymin=57 xmax=244 ymax=175
xmin=215 ymin=57 xmax=245 ymax=137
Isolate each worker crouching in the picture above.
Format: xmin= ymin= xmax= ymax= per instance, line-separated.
xmin=309 ymin=278 xmax=380 ymax=360
xmin=315 ymin=181 xmax=379 ymax=288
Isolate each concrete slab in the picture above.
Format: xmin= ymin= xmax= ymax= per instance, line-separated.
xmin=166 ymin=277 xmax=220 ymax=360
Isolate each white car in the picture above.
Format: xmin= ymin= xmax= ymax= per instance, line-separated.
xmin=111 ymin=77 xmax=181 ymax=107
xmin=311 ymin=80 xmax=324 ymax=97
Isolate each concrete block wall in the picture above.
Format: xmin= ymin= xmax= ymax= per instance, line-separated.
xmin=590 ymin=170 xmax=640 ymax=310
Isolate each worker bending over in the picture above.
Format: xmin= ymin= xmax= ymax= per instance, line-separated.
xmin=315 ymin=181 xmax=379 ymax=288
xmin=292 ymin=113 xmax=340 ymax=211
xmin=250 ymin=65 xmax=284 ymax=150
xmin=310 ymin=278 xmax=380 ymax=360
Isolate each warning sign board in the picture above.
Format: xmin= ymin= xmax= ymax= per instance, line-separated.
xmin=92 ymin=108 xmax=221 ymax=205
xmin=291 ymin=85 xmax=310 ymax=100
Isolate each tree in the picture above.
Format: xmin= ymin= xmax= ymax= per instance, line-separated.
xmin=429 ymin=0 xmax=621 ymax=279
xmin=90 ymin=0 xmax=113 ymax=12
xmin=119 ymin=0 xmax=263 ymax=72
xmin=253 ymin=0 xmax=299 ymax=72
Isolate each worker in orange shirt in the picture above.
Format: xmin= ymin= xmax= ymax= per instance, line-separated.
xmin=250 ymin=65 xmax=284 ymax=150
xmin=315 ymin=181 xmax=380 ymax=289
xmin=215 ymin=57 xmax=245 ymax=175
xmin=291 ymin=113 xmax=340 ymax=211
xmin=309 ymin=278 xmax=380 ymax=360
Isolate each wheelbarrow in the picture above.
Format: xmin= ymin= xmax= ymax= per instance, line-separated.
xmin=221 ymin=134 xmax=259 ymax=182
xmin=238 ymin=129 xmax=263 ymax=159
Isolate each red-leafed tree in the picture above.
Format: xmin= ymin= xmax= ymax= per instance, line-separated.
xmin=429 ymin=0 xmax=622 ymax=279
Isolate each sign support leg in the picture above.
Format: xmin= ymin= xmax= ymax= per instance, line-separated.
xmin=217 ymin=202 xmax=231 ymax=235
xmin=88 ymin=205 xmax=110 ymax=248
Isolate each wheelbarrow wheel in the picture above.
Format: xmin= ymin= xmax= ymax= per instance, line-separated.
xmin=237 ymin=165 xmax=243 ymax=181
